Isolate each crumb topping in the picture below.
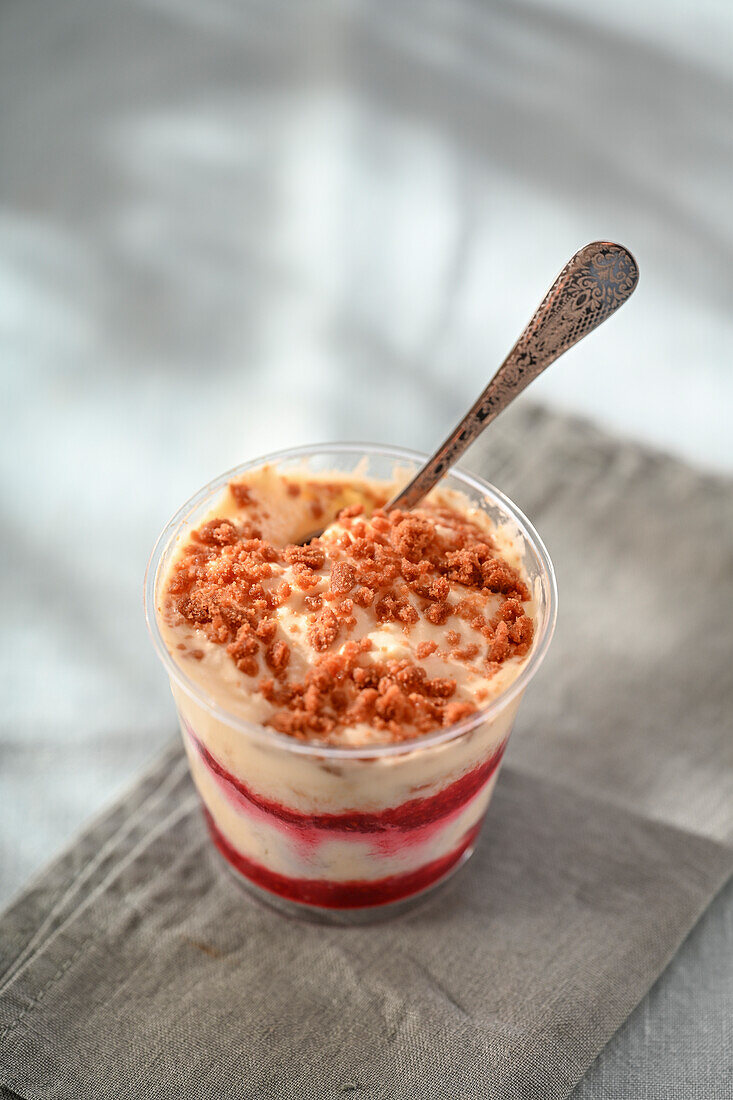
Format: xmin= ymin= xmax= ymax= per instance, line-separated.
xmin=163 ymin=477 xmax=534 ymax=743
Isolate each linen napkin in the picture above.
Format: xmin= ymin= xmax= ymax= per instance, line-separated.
xmin=1 ymin=405 xmax=731 ymax=1099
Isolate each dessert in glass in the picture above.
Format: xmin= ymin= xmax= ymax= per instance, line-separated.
xmin=145 ymin=444 xmax=556 ymax=920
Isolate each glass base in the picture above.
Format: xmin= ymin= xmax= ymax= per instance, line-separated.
xmin=215 ymin=844 xmax=476 ymax=925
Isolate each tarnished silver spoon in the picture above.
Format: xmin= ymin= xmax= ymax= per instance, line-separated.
xmin=306 ymin=241 xmax=638 ymax=538
xmin=390 ymin=240 xmax=638 ymax=511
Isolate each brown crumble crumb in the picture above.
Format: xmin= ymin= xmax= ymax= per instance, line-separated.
xmin=165 ymin=482 xmax=534 ymax=743
xmin=330 ymin=562 xmax=356 ymax=595
xmin=255 ymin=618 xmax=278 ymax=644
xmin=266 ymin=641 xmax=291 ymax=675
xmin=284 ymin=544 xmax=325 ymax=570
xmin=338 ymin=503 xmax=364 ymax=521
xmin=308 ymin=608 xmax=341 ymax=651
xmin=425 ymin=677 xmax=457 ymax=699
xmin=425 ymin=602 xmax=450 ymax=625
xmin=391 ymin=514 xmax=436 ymax=562
xmin=352 ymin=586 xmax=375 ymax=608
xmin=259 ymin=678 xmax=276 ymax=700
xmin=443 ymin=702 xmax=476 ymax=726
xmin=292 ymin=564 xmax=321 ymax=591
xmin=194 ymin=519 xmax=239 ymax=547
xmin=375 ymin=593 xmax=419 ymax=626
xmin=229 ymin=482 xmax=253 ymax=506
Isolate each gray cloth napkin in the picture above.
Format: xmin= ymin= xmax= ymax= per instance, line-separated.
xmin=1 ymin=405 xmax=732 ymax=1099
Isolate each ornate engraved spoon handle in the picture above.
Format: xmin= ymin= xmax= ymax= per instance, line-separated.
xmin=389 ymin=241 xmax=639 ymax=512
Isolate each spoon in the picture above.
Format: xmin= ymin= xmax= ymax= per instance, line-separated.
xmin=305 ymin=240 xmax=638 ymax=538
xmin=390 ymin=240 xmax=638 ymax=511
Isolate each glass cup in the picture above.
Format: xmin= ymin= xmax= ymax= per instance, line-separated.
xmin=145 ymin=444 xmax=557 ymax=922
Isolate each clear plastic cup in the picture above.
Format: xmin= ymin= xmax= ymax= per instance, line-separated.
xmin=145 ymin=444 xmax=557 ymax=922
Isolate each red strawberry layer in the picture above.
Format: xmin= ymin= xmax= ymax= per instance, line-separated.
xmin=205 ymin=809 xmax=481 ymax=908
xmin=186 ymin=721 xmax=506 ymax=841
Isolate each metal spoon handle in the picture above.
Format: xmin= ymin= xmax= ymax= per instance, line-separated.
xmin=389 ymin=241 xmax=639 ymax=511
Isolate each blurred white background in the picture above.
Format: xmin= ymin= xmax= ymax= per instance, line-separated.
xmin=1 ymin=0 xmax=732 ymax=899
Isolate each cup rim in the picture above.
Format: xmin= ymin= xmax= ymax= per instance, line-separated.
xmin=144 ymin=441 xmax=558 ymax=759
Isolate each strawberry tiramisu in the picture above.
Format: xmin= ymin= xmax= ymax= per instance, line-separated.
xmin=146 ymin=447 xmax=556 ymax=916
